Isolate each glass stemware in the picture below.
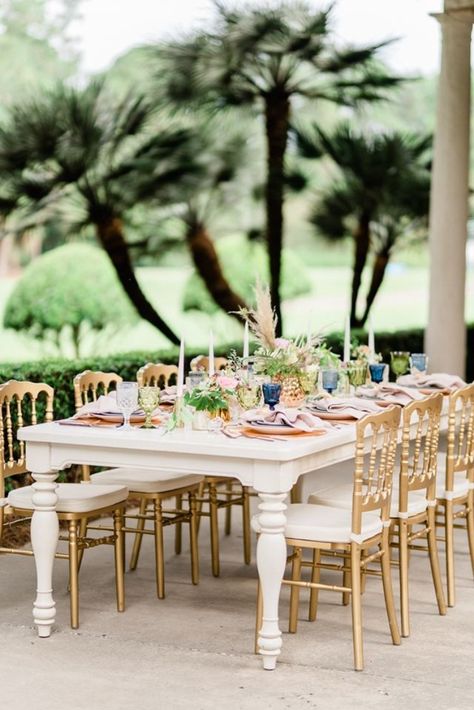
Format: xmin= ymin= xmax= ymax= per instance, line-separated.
xmin=410 ymin=353 xmax=428 ymax=375
xmin=321 ymin=369 xmax=339 ymax=395
xmin=346 ymin=363 xmax=368 ymax=389
xmin=390 ymin=351 xmax=410 ymax=378
xmin=369 ymin=363 xmax=387 ymax=385
xmin=138 ymin=386 xmax=160 ymax=429
xmin=116 ymin=382 xmax=139 ymax=430
xmin=236 ymin=383 xmax=261 ymax=410
xmin=262 ymin=382 xmax=281 ymax=411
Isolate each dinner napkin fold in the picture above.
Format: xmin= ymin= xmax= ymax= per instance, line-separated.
xmin=358 ymin=382 xmax=425 ymax=406
xmin=397 ymin=373 xmax=466 ymax=390
xmin=241 ymin=406 xmax=327 ymax=432
xmin=307 ymin=397 xmax=384 ymax=420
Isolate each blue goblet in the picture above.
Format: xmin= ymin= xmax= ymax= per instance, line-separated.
xmin=321 ymin=369 xmax=339 ymax=395
xmin=262 ymin=383 xmax=281 ymax=411
xmin=369 ymin=363 xmax=386 ymax=385
xmin=410 ymin=353 xmax=428 ymax=375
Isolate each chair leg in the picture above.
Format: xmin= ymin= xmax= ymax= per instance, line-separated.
xmin=68 ymin=521 xmax=79 ymax=630
xmin=308 ymin=548 xmax=321 ymax=622
xmin=209 ymin=482 xmax=220 ymax=577
xmin=427 ymin=507 xmax=447 ymax=616
xmin=350 ymin=543 xmax=363 ymax=671
xmin=444 ymin=500 xmax=456 ymax=607
xmin=224 ymin=481 xmax=233 ymax=535
xmin=113 ymin=509 xmax=125 ymax=612
xmin=189 ymin=492 xmax=200 ymax=585
xmin=466 ymin=491 xmax=474 ymax=578
xmin=288 ymin=546 xmax=302 ymax=633
xmin=380 ymin=530 xmax=401 ymax=647
xmin=342 ymin=557 xmax=351 ymax=606
xmin=399 ymin=519 xmax=410 ymax=638
xmin=77 ymin=517 xmax=88 ymax=572
xmin=255 ymin=580 xmax=263 ymax=654
xmin=130 ymin=498 xmax=148 ymax=571
xmin=195 ymin=480 xmax=205 ymax=535
xmin=175 ymin=494 xmax=183 ymax=555
xmin=242 ymin=486 xmax=251 ymax=565
xmin=154 ymin=499 xmax=165 ymax=599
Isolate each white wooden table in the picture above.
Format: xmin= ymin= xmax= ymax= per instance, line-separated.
xmin=18 ymin=421 xmax=361 ymax=670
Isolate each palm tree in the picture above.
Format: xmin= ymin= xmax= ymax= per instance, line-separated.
xmin=0 ymin=81 xmax=209 ymax=344
xmin=156 ymin=1 xmax=401 ymax=334
xmin=301 ymin=123 xmax=430 ymax=326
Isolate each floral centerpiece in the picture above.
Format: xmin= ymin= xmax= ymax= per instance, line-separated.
xmin=351 ymin=344 xmax=382 ymax=364
xmin=239 ymin=283 xmax=321 ymax=406
xmin=184 ymin=373 xmax=238 ymax=427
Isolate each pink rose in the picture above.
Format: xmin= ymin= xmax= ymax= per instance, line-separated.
xmin=216 ymin=375 xmax=238 ymax=390
xmin=275 ymin=337 xmax=290 ymax=349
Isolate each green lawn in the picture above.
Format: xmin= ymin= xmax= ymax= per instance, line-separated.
xmin=1 ymin=263 xmax=473 ymax=363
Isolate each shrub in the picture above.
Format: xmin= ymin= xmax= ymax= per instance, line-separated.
xmin=3 ymin=243 xmax=135 ymax=357
xmin=182 ymin=234 xmax=312 ymax=313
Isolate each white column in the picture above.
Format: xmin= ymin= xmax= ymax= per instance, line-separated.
xmin=425 ymin=11 xmax=473 ymax=376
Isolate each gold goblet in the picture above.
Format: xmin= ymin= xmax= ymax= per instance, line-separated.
xmin=138 ymin=386 xmax=160 ymax=428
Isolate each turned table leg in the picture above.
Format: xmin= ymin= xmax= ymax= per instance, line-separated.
xmin=30 ymin=472 xmax=59 ymax=638
xmin=256 ymin=491 xmax=288 ymax=670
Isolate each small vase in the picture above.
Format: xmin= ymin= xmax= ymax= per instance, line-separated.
xmin=193 ymin=410 xmax=210 ymax=430
xmin=272 ymin=375 xmax=306 ymax=408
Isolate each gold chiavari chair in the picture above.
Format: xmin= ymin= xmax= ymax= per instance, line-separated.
xmin=137 ymin=363 xmax=178 ymax=388
xmin=190 ymin=355 xmax=229 ymax=373
xmin=309 ymin=394 xmax=447 ymax=637
xmin=434 ymin=383 xmax=474 ymax=607
xmin=134 ymin=363 xmax=181 ymax=557
xmin=0 ymin=380 xmax=127 ymax=629
xmin=73 ymin=369 xmax=202 ymax=598
xmin=189 ymin=355 xmax=251 ymax=577
xmin=255 ymin=407 xmax=401 ymax=671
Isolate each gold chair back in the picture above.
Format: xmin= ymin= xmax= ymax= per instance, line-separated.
xmin=0 ymin=380 xmax=54 ymax=484
xmin=73 ymin=370 xmax=123 ymax=412
xmin=190 ymin=355 xmax=228 ymax=373
xmin=137 ymin=363 xmax=178 ymax=388
xmin=398 ymin=393 xmax=443 ymax=513
xmin=445 ymin=383 xmax=474 ymax=491
xmin=351 ymin=406 xmax=401 ymax=536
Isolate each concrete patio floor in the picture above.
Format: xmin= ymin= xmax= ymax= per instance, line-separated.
xmin=1 ymin=501 xmax=474 ymax=710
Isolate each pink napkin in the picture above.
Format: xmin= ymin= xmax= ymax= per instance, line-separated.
xmin=358 ymin=382 xmax=425 ymax=406
xmin=307 ymin=397 xmax=385 ymax=420
xmin=241 ymin=406 xmax=328 ymax=432
xmin=74 ymin=393 xmax=122 ymax=417
xmin=397 ymin=373 xmax=466 ymax=390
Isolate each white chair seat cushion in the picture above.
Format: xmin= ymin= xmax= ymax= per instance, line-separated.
xmin=308 ymin=484 xmax=428 ymax=519
xmin=408 ymin=478 xmax=469 ymax=502
xmin=90 ymin=468 xmax=203 ymax=494
xmin=252 ymin=504 xmax=382 ymax=543
xmin=432 ymin=461 xmax=469 ymax=500
xmin=8 ymin=483 xmax=128 ymax=514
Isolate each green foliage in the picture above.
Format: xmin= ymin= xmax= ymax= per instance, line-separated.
xmin=182 ymin=234 xmax=312 ymax=313
xmin=184 ymin=381 xmax=231 ymax=413
xmin=3 ymin=243 xmax=135 ymax=355
xmin=0 ymin=0 xmax=81 ymax=114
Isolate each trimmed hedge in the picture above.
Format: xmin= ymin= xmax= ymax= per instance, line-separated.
xmin=0 ymin=325 xmax=472 ymax=421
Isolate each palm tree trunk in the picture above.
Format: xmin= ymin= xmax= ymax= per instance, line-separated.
xmin=264 ymin=92 xmax=290 ymax=336
xmin=186 ymin=222 xmax=248 ymax=317
xmin=360 ymin=249 xmax=390 ymax=327
xmin=350 ymin=212 xmax=371 ymax=328
xmin=96 ymin=217 xmax=179 ymax=345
